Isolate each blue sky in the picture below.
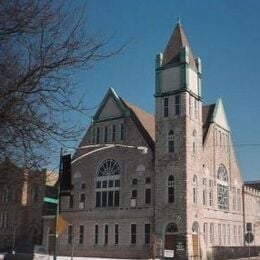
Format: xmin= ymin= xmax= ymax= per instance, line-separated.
xmin=71 ymin=0 xmax=260 ymax=181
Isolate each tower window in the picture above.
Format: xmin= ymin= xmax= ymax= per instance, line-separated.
xmin=168 ymin=130 xmax=175 ymax=153
xmin=193 ymin=175 xmax=198 ymax=204
xmin=168 ymin=175 xmax=175 ymax=203
xmin=163 ymin=98 xmax=168 ymax=117
xmin=192 ymin=130 xmax=197 ymax=155
xmin=175 ymin=95 xmax=180 ymax=116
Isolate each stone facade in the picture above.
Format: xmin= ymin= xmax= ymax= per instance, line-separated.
xmin=57 ymin=22 xmax=260 ymax=259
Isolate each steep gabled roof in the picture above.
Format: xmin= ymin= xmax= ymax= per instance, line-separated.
xmin=202 ymin=103 xmax=216 ymax=142
xmin=162 ymin=22 xmax=197 ymax=69
xmin=122 ymin=100 xmax=155 ymax=142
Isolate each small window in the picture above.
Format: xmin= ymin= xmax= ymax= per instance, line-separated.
xmin=192 ymin=130 xmax=197 ymax=155
xmin=68 ymin=225 xmax=73 ymax=244
xmin=79 ymin=193 xmax=85 ymax=208
xmin=96 ymin=192 xmax=101 ymax=207
xmin=114 ymin=191 xmax=120 ymax=207
xmin=145 ymin=177 xmax=151 ymax=184
xmin=132 ymin=178 xmax=138 ymax=185
xmin=81 ymin=183 xmax=86 ymax=189
xmin=168 ymin=175 xmax=175 ymax=203
xmin=175 ymin=95 xmax=180 ymax=116
xmin=131 ymin=190 xmax=137 ymax=199
xmin=193 ymin=175 xmax=197 ymax=204
xmin=115 ymin=224 xmax=119 ymax=245
xmin=95 ymin=225 xmax=98 ymax=245
xmin=145 ymin=224 xmax=150 ymax=244
xmin=79 ymin=225 xmax=84 ymax=244
xmin=96 ymin=127 xmax=100 ymax=144
xmin=104 ymin=126 xmax=108 ymax=143
xmin=115 ymin=180 xmax=120 ymax=187
xmin=112 ymin=125 xmax=116 ymax=141
xmin=104 ymin=224 xmax=109 ymax=245
xmin=96 ymin=181 xmax=101 ymax=189
xmin=145 ymin=188 xmax=151 ymax=204
xmin=163 ymin=98 xmax=169 ymax=117
xmin=131 ymin=224 xmax=136 ymax=244
xmin=168 ymin=130 xmax=175 ymax=153
xmin=108 ymin=180 xmax=113 ymax=187
xmin=120 ymin=123 xmax=124 ymax=140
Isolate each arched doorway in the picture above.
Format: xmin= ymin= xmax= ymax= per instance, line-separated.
xmin=192 ymin=222 xmax=201 ymax=259
xmin=164 ymin=222 xmax=178 ymax=258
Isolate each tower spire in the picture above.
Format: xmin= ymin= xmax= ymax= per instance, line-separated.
xmin=162 ymin=19 xmax=196 ymax=69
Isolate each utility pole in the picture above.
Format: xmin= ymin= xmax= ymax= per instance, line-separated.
xmin=53 ymin=148 xmax=62 ymax=260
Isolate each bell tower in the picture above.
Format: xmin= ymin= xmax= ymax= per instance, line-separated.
xmin=154 ymin=20 xmax=203 ymax=259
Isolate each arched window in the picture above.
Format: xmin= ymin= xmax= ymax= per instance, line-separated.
xmin=193 ymin=175 xmax=197 ymax=204
xmin=192 ymin=130 xmax=197 ymax=155
xmin=168 ymin=175 xmax=175 ymax=203
xmin=96 ymin=159 xmax=120 ymax=208
xmin=192 ymin=221 xmax=199 ymax=234
xmin=165 ymin=222 xmax=178 ymax=233
xmin=217 ymin=164 xmax=229 ymax=210
xmin=168 ymin=130 xmax=175 ymax=153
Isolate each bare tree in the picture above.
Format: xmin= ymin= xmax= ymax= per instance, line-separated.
xmin=0 ymin=0 xmax=122 ymax=168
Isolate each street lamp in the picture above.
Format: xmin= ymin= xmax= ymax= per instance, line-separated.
xmin=53 ymin=143 xmax=148 ymax=260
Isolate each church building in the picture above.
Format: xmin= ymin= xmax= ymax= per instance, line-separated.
xmin=56 ymin=22 xmax=260 ymax=259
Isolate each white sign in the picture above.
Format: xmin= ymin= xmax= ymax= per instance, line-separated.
xmin=164 ymin=249 xmax=174 ymax=258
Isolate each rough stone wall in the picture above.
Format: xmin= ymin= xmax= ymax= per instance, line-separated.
xmin=59 ymin=114 xmax=155 ymax=258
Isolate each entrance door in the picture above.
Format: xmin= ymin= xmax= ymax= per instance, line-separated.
xmin=165 ymin=234 xmax=176 ymax=250
xmin=164 ymin=222 xmax=178 ymax=258
xmin=192 ymin=234 xmax=199 ymax=257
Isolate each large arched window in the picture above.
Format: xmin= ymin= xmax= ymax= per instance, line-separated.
xmin=168 ymin=175 xmax=175 ymax=203
xmin=217 ymin=164 xmax=229 ymax=210
xmin=96 ymin=159 xmax=120 ymax=208
xmin=168 ymin=130 xmax=175 ymax=153
xmin=193 ymin=175 xmax=198 ymax=204
xmin=192 ymin=130 xmax=197 ymax=155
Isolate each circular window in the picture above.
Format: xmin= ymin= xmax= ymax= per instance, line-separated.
xmin=97 ymin=159 xmax=120 ymax=176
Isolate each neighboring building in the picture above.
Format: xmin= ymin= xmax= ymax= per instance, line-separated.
xmin=57 ymin=22 xmax=260 ymax=259
xmin=0 ymin=158 xmax=57 ymax=253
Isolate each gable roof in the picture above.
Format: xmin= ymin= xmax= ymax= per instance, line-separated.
xmin=202 ymin=104 xmax=216 ymax=142
xmin=93 ymin=88 xmax=155 ymax=150
xmin=163 ymin=22 xmax=197 ymax=69
xmin=93 ymin=88 xmax=128 ymax=121
xmin=122 ymin=100 xmax=155 ymax=143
